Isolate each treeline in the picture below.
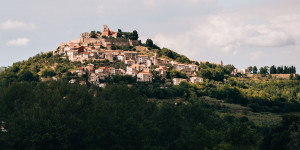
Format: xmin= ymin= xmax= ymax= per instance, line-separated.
xmin=132 ymin=78 xmax=300 ymax=113
xmin=248 ymin=65 xmax=297 ymax=74
xmin=116 ymin=29 xmax=139 ymax=40
xmin=270 ymin=65 xmax=297 ymax=74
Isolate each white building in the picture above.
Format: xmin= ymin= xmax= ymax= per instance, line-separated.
xmin=137 ymin=55 xmax=148 ymax=64
xmin=173 ymin=78 xmax=187 ymax=85
xmin=137 ymin=71 xmax=152 ymax=82
xmin=190 ymin=77 xmax=203 ymax=83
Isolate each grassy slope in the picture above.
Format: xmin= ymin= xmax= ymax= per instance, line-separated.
xmin=203 ymin=96 xmax=300 ymax=126
xmin=151 ymin=96 xmax=300 ymax=126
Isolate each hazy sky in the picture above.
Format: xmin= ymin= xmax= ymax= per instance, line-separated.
xmin=1 ymin=0 xmax=299 ymax=72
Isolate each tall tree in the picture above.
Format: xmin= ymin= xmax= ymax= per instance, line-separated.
xmin=145 ymin=39 xmax=154 ymax=48
xmin=117 ymin=29 xmax=122 ymax=38
xmin=248 ymin=66 xmax=253 ymax=74
xmin=131 ymin=30 xmax=139 ymax=40
xmin=253 ymin=66 xmax=258 ymax=74
xmin=270 ymin=65 xmax=277 ymax=74
xmin=276 ymin=66 xmax=281 ymax=74
xmin=90 ymin=31 xmax=97 ymax=38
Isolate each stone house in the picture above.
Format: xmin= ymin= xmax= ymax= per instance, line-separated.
xmin=137 ymin=71 xmax=152 ymax=82
xmin=173 ymin=78 xmax=187 ymax=85
xmin=190 ymin=77 xmax=203 ymax=83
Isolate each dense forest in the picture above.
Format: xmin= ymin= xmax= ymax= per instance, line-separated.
xmin=0 ymin=81 xmax=300 ymax=150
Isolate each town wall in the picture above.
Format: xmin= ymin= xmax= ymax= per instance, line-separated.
xmin=102 ymin=39 xmax=139 ymax=46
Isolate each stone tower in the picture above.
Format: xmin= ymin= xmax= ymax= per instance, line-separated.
xmin=103 ymin=25 xmax=108 ymax=31
xmin=80 ymin=32 xmax=90 ymax=42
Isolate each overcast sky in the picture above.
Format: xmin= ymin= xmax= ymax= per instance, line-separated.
xmin=1 ymin=0 xmax=299 ymax=72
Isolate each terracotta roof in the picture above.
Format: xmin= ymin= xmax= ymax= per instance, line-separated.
xmin=140 ymin=71 xmax=151 ymax=75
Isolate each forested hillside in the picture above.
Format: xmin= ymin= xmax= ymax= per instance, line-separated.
xmin=0 ymin=81 xmax=299 ymax=150
xmin=0 ymin=45 xmax=300 ymax=149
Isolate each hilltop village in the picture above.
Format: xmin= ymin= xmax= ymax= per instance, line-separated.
xmin=52 ymin=25 xmax=208 ymax=86
xmin=50 ymin=25 xmax=296 ymax=87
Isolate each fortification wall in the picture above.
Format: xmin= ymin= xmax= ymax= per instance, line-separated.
xmin=103 ymin=39 xmax=139 ymax=46
xmin=271 ymin=74 xmax=295 ymax=78
xmin=81 ymin=38 xmax=102 ymax=44
xmin=80 ymin=37 xmax=139 ymax=46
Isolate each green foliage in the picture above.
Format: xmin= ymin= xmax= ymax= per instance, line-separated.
xmin=169 ymin=69 xmax=187 ymax=79
xmin=0 ymin=67 xmax=6 ymax=73
xmin=41 ymin=68 xmax=56 ymax=78
xmin=249 ymin=65 xmax=296 ymax=74
xmin=0 ymin=81 xmax=263 ymax=150
xmin=262 ymin=115 xmax=300 ymax=150
xmin=198 ymin=64 xmax=225 ymax=81
xmin=131 ymin=30 xmax=139 ymax=40
xmin=90 ymin=30 xmax=97 ymax=38
xmin=18 ymin=70 xmax=39 ymax=82
xmin=159 ymin=48 xmax=191 ymax=64
xmin=224 ymin=64 xmax=235 ymax=74
xmin=259 ymin=66 xmax=269 ymax=75
xmin=116 ymin=29 xmax=139 ymax=40
xmin=145 ymin=39 xmax=154 ymax=48
xmin=253 ymin=66 xmax=258 ymax=74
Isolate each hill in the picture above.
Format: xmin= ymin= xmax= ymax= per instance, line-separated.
xmin=0 ymin=26 xmax=300 ymax=149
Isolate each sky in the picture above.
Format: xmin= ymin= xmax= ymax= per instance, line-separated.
xmin=1 ymin=0 xmax=300 ymax=72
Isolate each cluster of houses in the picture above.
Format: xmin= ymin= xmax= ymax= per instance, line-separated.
xmin=52 ymin=25 xmax=204 ymax=87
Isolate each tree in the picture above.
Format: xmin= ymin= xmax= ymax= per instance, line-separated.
xmin=18 ymin=70 xmax=38 ymax=81
xmin=248 ymin=66 xmax=253 ymax=74
xmin=117 ymin=29 xmax=122 ymax=38
xmin=169 ymin=69 xmax=187 ymax=79
xmin=145 ymin=39 xmax=154 ymax=48
xmin=198 ymin=69 xmax=212 ymax=80
xmin=277 ymin=66 xmax=282 ymax=74
xmin=253 ymin=66 xmax=258 ymax=74
xmin=259 ymin=66 xmax=269 ymax=75
xmin=41 ymin=69 xmax=56 ymax=78
xmin=90 ymin=31 xmax=97 ymax=38
xmin=270 ymin=65 xmax=277 ymax=74
xmin=131 ymin=30 xmax=138 ymax=40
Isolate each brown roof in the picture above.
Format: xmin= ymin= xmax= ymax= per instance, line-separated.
xmin=140 ymin=71 xmax=151 ymax=75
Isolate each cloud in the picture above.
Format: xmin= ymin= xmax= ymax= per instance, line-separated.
xmin=200 ymin=15 xmax=295 ymax=50
xmin=96 ymin=5 xmax=105 ymax=16
xmin=0 ymin=20 xmax=37 ymax=30
xmin=6 ymin=38 xmax=30 ymax=46
xmin=151 ymin=12 xmax=298 ymax=58
xmin=141 ymin=0 xmax=214 ymax=7
xmin=250 ymin=51 xmax=263 ymax=61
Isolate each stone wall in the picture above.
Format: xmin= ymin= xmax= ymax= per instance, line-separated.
xmin=79 ymin=35 xmax=139 ymax=46
xmin=102 ymin=39 xmax=139 ymax=46
xmin=271 ymin=74 xmax=295 ymax=78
